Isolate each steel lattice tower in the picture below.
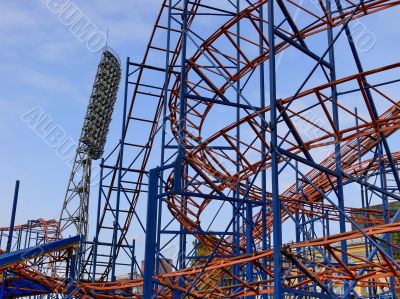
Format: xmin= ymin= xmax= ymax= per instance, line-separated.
xmin=59 ymin=49 xmax=121 ymax=242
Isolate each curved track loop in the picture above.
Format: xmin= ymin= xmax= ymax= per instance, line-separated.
xmin=166 ymin=62 xmax=400 ymax=253
xmin=78 ymin=0 xmax=400 ymax=296
xmin=168 ymin=0 xmax=400 ymax=145
xmin=77 ymin=0 xmax=400 ymax=296
xmin=164 ymin=0 xmax=400 ymax=254
xmin=90 ymin=0 xmax=400 ymax=283
xmin=76 ymin=223 xmax=400 ymax=298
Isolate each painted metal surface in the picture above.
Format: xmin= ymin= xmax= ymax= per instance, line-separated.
xmin=3 ymin=0 xmax=400 ymax=298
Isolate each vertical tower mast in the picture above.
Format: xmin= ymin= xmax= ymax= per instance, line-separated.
xmin=59 ymin=48 xmax=121 ymax=240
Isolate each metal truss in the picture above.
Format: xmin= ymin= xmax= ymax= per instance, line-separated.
xmin=82 ymin=0 xmax=202 ymax=282
xmin=0 ymin=219 xmax=60 ymax=253
xmin=139 ymin=0 xmax=400 ymax=297
xmin=59 ymin=48 xmax=121 ymax=244
xmin=75 ymin=0 xmax=400 ymax=297
xmin=3 ymin=0 xmax=400 ymax=298
xmin=77 ymin=223 xmax=400 ymax=298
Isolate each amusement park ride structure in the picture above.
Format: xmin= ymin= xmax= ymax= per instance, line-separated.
xmin=1 ymin=0 xmax=400 ymax=298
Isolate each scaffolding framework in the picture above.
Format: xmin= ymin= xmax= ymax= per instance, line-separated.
xmin=2 ymin=1 xmax=400 ymax=298
xmin=79 ymin=0 xmax=400 ymax=297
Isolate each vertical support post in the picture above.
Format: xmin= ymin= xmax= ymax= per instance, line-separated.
xmin=67 ymin=253 xmax=76 ymax=299
xmin=175 ymin=0 xmax=188 ymax=193
xmin=0 ymin=180 xmax=20 ymax=299
xmin=177 ymin=2 xmax=188 ymax=293
xmin=378 ymin=144 xmax=396 ymax=296
xmin=295 ymin=161 xmax=301 ymax=253
xmin=6 ymin=180 xmax=20 ymax=252
xmin=111 ymin=56 xmax=130 ymax=281
xmin=92 ymin=158 xmax=104 ymax=282
xmin=16 ymin=229 xmax=22 ymax=250
xmin=356 ymin=108 xmax=374 ymax=297
xmin=326 ymin=0 xmax=349 ymax=296
xmin=267 ymin=1 xmax=283 ymax=297
xmin=77 ymin=236 xmax=83 ymax=282
xmin=129 ymin=239 xmax=136 ymax=294
xmin=232 ymin=1 xmax=242 ymax=292
xmin=156 ymin=0 xmax=173 ymax=278
xmin=23 ymin=223 xmax=29 ymax=249
xmin=130 ymin=239 xmax=136 ymax=280
xmin=233 ymin=0 xmax=241 ymax=291
xmin=27 ymin=223 xmax=32 ymax=248
xmin=143 ymin=168 xmax=159 ymax=298
xmin=245 ymin=198 xmax=254 ymax=297
xmin=258 ymin=5 xmax=269 ymax=297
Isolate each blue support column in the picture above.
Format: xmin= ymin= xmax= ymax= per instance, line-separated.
xmin=378 ymin=144 xmax=396 ymax=297
xmin=67 ymin=254 xmax=76 ymax=299
xmin=92 ymin=158 xmax=104 ymax=282
xmin=129 ymin=239 xmax=136 ymax=294
xmin=175 ymin=0 xmax=188 ymax=194
xmin=258 ymin=4 xmax=269 ymax=297
xmin=177 ymin=4 xmax=188 ymax=297
xmin=232 ymin=0 xmax=242 ymax=292
xmin=156 ymin=0 xmax=172 ymax=280
xmin=355 ymin=107 xmax=373 ymax=299
xmin=246 ymin=198 xmax=254 ymax=298
xmin=130 ymin=239 xmax=136 ymax=280
xmin=111 ymin=56 xmax=130 ymax=282
xmin=0 ymin=180 xmax=20 ymax=299
xmin=326 ymin=0 xmax=349 ymax=296
xmin=6 ymin=180 xmax=20 ymax=253
xmin=143 ymin=168 xmax=159 ymax=298
xmin=267 ymin=1 xmax=283 ymax=297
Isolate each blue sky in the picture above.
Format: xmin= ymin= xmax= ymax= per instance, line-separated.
xmin=0 ymin=1 xmax=161 ymax=226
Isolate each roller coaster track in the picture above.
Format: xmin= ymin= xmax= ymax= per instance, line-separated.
xmin=99 ymin=0 xmax=399 ymax=296
xmin=76 ymin=222 xmax=400 ymax=298
xmin=166 ymin=26 xmax=400 ymax=251
xmin=156 ymin=0 xmax=400 ymax=295
xmin=77 ymin=65 xmax=400 ymax=297
xmin=1 ymin=1 xmax=399 ymax=297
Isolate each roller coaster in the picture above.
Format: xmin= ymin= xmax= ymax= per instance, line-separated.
xmin=1 ymin=0 xmax=400 ymax=298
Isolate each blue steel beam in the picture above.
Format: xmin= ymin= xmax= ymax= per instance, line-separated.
xmin=275 ymin=0 xmax=368 ymax=122
xmin=110 ymin=55 xmax=130 ymax=282
xmin=334 ymin=0 xmax=400 ymax=206
xmin=0 ymin=235 xmax=80 ymax=269
xmin=5 ymin=181 xmax=19 ymax=253
xmin=268 ymin=1 xmax=283 ymax=297
xmin=325 ymin=0 xmax=350 ymax=295
xmin=1 ymin=180 xmax=20 ymax=299
xmin=143 ymin=168 xmax=160 ymax=298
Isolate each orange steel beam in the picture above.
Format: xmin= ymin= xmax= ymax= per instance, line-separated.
xmin=74 ymin=222 xmax=400 ymax=298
